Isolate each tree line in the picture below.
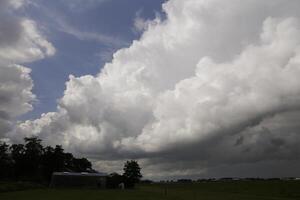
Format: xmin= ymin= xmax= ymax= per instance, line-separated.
xmin=107 ymin=160 xmax=142 ymax=188
xmin=0 ymin=137 xmax=93 ymax=183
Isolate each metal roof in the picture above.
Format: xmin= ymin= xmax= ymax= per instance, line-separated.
xmin=53 ymin=172 xmax=107 ymax=177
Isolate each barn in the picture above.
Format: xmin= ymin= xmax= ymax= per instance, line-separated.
xmin=50 ymin=172 xmax=107 ymax=188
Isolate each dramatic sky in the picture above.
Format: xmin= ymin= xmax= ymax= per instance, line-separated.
xmin=1 ymin=0 xmax=300 ymax=180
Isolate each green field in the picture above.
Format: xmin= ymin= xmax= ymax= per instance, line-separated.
xmin=1 ymin=180 xmax=300 ymax=200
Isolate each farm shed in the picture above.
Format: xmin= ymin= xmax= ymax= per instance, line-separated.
xmin=50 ymin=172 xmax=107 ymax=188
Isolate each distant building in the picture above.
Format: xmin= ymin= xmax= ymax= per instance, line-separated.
xmin=50 ymin=172 xmax=107 ymax=188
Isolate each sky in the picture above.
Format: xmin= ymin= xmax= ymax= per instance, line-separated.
xmin=1 ymin=0 xmax=300 ymax=180
xmin=18 ymin=0 xmax=166 ymax=120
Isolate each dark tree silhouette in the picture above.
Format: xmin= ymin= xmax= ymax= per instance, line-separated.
xmin=0 ymin=142 xmax=13 ymax=179
xmin=0 ymin=137 xmax=94 ymax=184
xmin=41 ymin=146 xmax=55 ymax=181
xmin=107 ymin=172 xmax=124 ymax=188
xmin=10 ymin=144 xmax=25 ymax=178
xmin=53 ymin=145 xmax=66 ymax=172
xmin=73 ymin=158 xmax=92 ymax=172
xmin=123 ymin=160 xmax=142 ymax=188
xmin=64 ymin=152 xmax=75 ymax=170
xmin=23 ymin=137 xmax=43 ymax=180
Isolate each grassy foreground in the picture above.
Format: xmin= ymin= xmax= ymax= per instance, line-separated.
xmin=1 ymin=180 xmax=300 ymax=200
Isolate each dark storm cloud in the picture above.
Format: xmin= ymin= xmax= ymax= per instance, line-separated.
xmin=0 ymin=111 xmax=12 ymax=137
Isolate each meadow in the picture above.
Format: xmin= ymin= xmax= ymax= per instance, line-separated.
xmin=1 ymin=180 xmax=300 ymax=200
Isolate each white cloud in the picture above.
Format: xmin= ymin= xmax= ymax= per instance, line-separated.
xmin=0 ymin=0 xmax=26 ymax=10
xmin=0 ymin=19 xmax=55 ymax=64
xmin=14 ymin=0 xmax=300 ymax=178
xmin=122 ymin=17 xmax=300 ymax=152
xmin=132 ymin=10 xmax=161 ymax=33
xmin=57 ymin=20 xmax=127 ymax=47
xmin=0 ymin=0 xmax=55 ymax=138
xmin=0 ymin=64 xmax=35 ymax=137
xmin=0 ymin=65 xmax=34 ymax=117
xmin=29 ymin=2 xmax=128 ymax=48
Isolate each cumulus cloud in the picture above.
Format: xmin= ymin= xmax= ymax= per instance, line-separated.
xmin=133 ymin=9 xmax=162 ymax=33
xmin=0 ymin=19 xmax=55 ymax=63
xmin=0 ymin=64 xmax=35 ymax=137
xmin=0 ymin=0 xmax=55 ymax=64
xmin=0 ymin=0 xmax=55 ymax=138
xmin=15 ymin=0 xmax=300 ymax=178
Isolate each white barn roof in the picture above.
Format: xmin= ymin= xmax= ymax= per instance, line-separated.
xmin=53 ymin=172 xmax=107 ymax=177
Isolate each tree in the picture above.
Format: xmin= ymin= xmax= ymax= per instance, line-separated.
xmin=73 ymin=158 xmax=92 ymax=172
xmin=0 ymin=142 xmax=13 ymax=179
xmin=24 ymin=137 xmax=43 ymax=157
xmin=107 ymin=172 xmax=124 ymax=188
xmin=23 ymin=137 xmax=44 ymax=179
xmin=0 ymin=137 xmax=95 ymax=184
xmin=53 ymin=145 xmax=66 ymax=172
xmin=10 ymin=144 xmax=25 ymax=178
xmin=0 ymin=142 xmax=9 ymax=161
xmin=123 ymin=160 xmax=142 ymax=188
xmin=41 ymin=146 xmax=55 ymax=181
xmin=63 ymin=152 xmax=75 ymax=171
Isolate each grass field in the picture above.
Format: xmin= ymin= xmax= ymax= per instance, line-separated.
xmin=1 ymin=180 xmax=300 ymax=200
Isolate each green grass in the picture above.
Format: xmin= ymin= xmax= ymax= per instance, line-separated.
xmin=1 ymin=180 xmax=300 ymax=200
xmin=0 ymin=181 xmax=44 ymax=193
